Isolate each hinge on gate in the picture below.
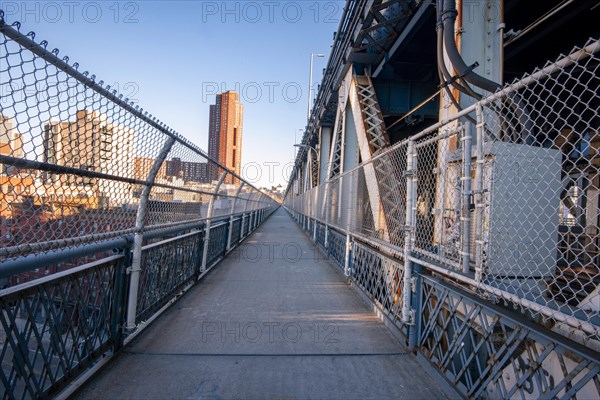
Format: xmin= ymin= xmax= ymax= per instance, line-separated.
xmin=403 ymin=170 xmax=415 ymax=178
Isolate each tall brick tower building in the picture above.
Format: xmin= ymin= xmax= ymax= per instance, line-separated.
xmin=208 ymin=91 xmax=243 ymax=183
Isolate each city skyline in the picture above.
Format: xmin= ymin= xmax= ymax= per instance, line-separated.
xmin=0 ymin=2 xmax=338 ymax=187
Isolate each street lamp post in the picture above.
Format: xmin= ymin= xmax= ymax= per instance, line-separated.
xmin=307 ymin=53 xmax=325 ymax=122
xmin=294 ymin=143 xmax=318 ymax=155
xmin=293 ymin=128 xmax=304 ymax=158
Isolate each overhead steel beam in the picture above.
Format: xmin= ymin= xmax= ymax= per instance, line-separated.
xmin=286 ymin=0 xmax=427 ymax=198
xmin=373 ymin=0 xmax=433 ymax=77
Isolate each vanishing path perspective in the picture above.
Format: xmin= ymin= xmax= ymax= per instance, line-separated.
xmin=73 ymin=208 xmax=451 ymax=400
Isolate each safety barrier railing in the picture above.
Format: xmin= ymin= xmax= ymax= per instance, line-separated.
xmin=285 ymin=37 xmax=600 ymax=399
xmin=0 ymin=11 xmax=278 ymax=399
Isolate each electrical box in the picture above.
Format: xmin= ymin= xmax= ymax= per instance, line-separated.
xmin=444 ymin=141 xmax=562 ymax=278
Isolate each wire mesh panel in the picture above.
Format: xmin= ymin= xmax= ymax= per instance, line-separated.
xmin=0 ymin=256 xmax=124 ymax=399
xmin=413 ymin=127 xmax=464 ymax=270
xmin=352 ymin=165 xmax=378 ymax=239
xmin=419 ymin=276 xmax=600 ymax=399
xmin=206 ymin=221 xmax=228 ymax=266
xmin=315 ymin=221 xmax=326 ymax=247
xmin=351 ymin=241 xmax=405 ymax=326
xmin=136 ymin=232 xmax=202 ymax=323
xmin=229 ymin=217 xmax=242 ymax=248
xmin=372 ymin=141 xmax=408 ymax=248
xmin=327 ymin=227 xmax=346 ymax=268
xmin=474 ymin=39 xmax=600 ymax=336
xmin=0 ymin=30 xmax=165 ymax=259
xmin=0 ymin=15 xmax=277 ymax=282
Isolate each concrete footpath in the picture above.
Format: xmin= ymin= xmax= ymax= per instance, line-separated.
xmin=73 ymin=208 xmax=452 ymax=400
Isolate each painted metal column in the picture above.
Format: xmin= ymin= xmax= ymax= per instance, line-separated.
xmin=201 ymin=171 xmax=228 ymax=272
xmin=226 ymin=182 xmax=245 ymax=251
xmin=319 ymin=126 xmax=332 ymax=185
xmin=126 ymin=136 xmax=175 ymax=331
xmin=303 ymin=157 xmax=312 ymax=192
xmin=439 ymin=0 xmax=503 ymax=120
xmin=326 ymin=70 xmax=350 ymax=181
xmin=341 ymin=99 xmax=360 ymax=233
xmin=401 ymin=140 xmax=417 ymax=324
xmin=460 ymin=0 xmax=504 ymax=104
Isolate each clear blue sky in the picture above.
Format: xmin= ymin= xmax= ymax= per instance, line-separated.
xmin=1 ymin=1 xmax=343 ymax=187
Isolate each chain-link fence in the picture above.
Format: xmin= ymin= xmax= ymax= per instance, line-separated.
xmin=0 ymin=13 xmax=277 ymax=284
xmin=0 ymin=11 xmax=279 ymax=398
xmin=286 ymin=38 xmax=600 ymax=344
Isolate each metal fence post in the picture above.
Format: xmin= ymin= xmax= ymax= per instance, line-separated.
xmin=408 ymin=263 xmax=423 ymax=351
xmin=201 ymin=171 xmax=228 ymax=272
xmin=474 ymin=105 xmax=485 ymax=283
xmin=195 ymin=226 xmax=205 ymax=276
xmin=239 ymin=193 xmax=252 ymax=239
xmin=461 ymin=124 xmax=473 ymax=274
xmin=111 ymin=241 xmax=132 ymax=351
xmin=241 ymin=210 xmax=246 ymax=236
xmin=344 ymin=234 xmax=353 ymax=277
xmin=244 ymin=193 xmax=256 ymax=235
xmin=401 ymin=139 xmax=417 ymax=325
xmin=125 ymin=137 xmax=175 ymax=331
xmin=227 ymin=183 xmax=245 ymax=251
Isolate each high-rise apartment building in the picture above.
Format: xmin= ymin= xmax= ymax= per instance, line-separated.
xmin=43 ymin=110 xmax=135 ymax=207
xmin=208 ymin=91 xmax=243 ymax=183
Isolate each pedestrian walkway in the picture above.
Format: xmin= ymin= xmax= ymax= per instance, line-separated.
xmin=73 ymin=208 xmax=451 ymax=399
